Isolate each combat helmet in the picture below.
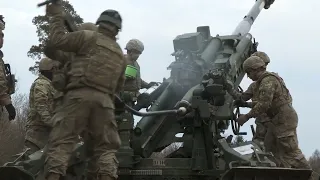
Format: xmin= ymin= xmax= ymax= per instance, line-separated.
xmin=243 ymin=56 xmax=265 ymax=72
xmin=96 ymin=10 xmax=122 ymax=29
xmin=125 ymin=39 xmax=144 ymax=53
xmin=78 ymin=22 xmax=97 ymax=31
xmin=251 ymin=51 xmax=270 ymax=64
xmin=39 ymin=57 xmax=56 ymax=71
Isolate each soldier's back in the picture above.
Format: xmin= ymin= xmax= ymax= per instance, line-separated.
xmin=67 ymin=31 xmax=125 ymax=95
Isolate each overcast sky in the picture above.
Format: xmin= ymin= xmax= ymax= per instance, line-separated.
xmin=1 ymin=0 xmax=319 ymax=157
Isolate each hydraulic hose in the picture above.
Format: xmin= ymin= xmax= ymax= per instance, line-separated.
xmin=115 ymin=95 xmax=186 ymax=117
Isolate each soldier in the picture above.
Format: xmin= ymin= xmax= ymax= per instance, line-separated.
xmin=123 ymin=38 xmax=158 ymax=102
xmin=118 ymin=39 xmax=158 ymax=146
xmin=241 ymin=51 xmax=271 ymax=149
xmin=24 ymin=57 xmax=58 ymax=156
xmin=0 ymin=23 xmax=16 ymax=121
xmin=44 ymin=22 xmax=99 ymax=180
xmin=230 ymin=56 xmax=311 ymax=169
xmin=45 ymin=2 xmax=125 ymax=180
xmin=44 ymin=22 xmax=98 ymax=110
xmin=232 ymin=51 xmax=280 ymax=165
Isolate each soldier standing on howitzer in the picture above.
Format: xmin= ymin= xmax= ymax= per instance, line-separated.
xmin=44 ymin=22 xmax=101 ymax=180
xmin=118 ymin=39 xmax=158 ymax=146
xmin=24 ymin=57 xmax=58 ymax=156
xmin=232 ymin=51 xmax=280 ymax=165
xmin=225 ymin=55 xmax=312 ymax=170
xmin=0 ymin=15 xmax=16 ymax=121
xmin=44 ymin=1 xmax=125 ymax=180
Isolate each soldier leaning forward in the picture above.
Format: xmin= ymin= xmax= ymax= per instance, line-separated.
xmin=228 ymin=56 xmax=311 ymax=170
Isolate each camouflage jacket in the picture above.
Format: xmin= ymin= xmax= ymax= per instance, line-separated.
xmin=48 ymin=13 xmax=126 ymax=106
xmin=0 ymin=51 xmax=11 ymax=106
xmin=246 ymin=71 xmax=292 ymax=118
xmin=243 ymin=82 xmax=270 ymax=122
xmin=123 ymin=55 xmax=148 ymax=92
xmin=27 ymin=74 xmax=56 ymax=127
xmin=44 ymin=44 xmax=73 ymax=93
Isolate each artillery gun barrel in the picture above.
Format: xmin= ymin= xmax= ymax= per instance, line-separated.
xmin=232 ymin=0 xmax=266 ymax=36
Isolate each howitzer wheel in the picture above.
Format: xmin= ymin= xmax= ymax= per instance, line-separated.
xmin=230 ymin=86 xmax=243 ymax=135
xmin=231 ymin=107 xmax=241 ymax=135
xmin=221 ymin=167 xmax=313 ymax=180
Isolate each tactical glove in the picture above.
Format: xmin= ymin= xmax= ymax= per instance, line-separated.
xmin=147 ymin=82 xmax=159 ymax=88
xmin=5 ymin=104 xmax=16 ymax=120
xmin=264 ymin=0 xmax=275 ymax=9
xmin=233 ymin=99 xmax=249 ymax=107
xmin=222 ymin=78 xmax=233 ymax=91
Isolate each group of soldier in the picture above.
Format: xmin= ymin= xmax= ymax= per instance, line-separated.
xmin=1 ymin=2 xmax=157 ymax=180
xmin=0 ymin=1 xmax=315 ymax=180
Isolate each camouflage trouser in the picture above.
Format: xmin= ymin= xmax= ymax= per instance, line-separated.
xmin=117 ymin=91 xmax=137 ymax=146
xmin=24 ymin=126 xmax=51 ymax=156
xmin=45 ymin=88 xmax=121 ymax=179
xmin=252 ymin=118 xmax=267 ymax=149
xmin=264 ymin=122 xmax=281 ymax=166
xmin=267 ymin=105 xmax=310 ymax=169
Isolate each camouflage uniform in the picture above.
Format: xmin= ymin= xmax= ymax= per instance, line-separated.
xmin=45 ymin=4 xmax=125 ymax=180
xmin=24 ymin=58 xmax=57 ymax=155
xmin=122 ymin=39 xmax=150 ymax=103
xmin=44 ymin=22 xmax=98 ymax=112
xmin=118 ymin=39 xmax=156 ymax=147
xmin=45 ymin=22 xmax=101 ymax=180
xmin=231 ymin=52 xmax=271 ymax=150
xmin=241 ymin=56 xmax=310 ymax=169
xmin=0 ymin=29 xmax=16 ymax=121
xmin=249 ymin=51 xmax=271 ymax=148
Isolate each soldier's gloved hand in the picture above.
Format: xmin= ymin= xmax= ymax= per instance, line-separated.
xmin=233 ymin=99 xmax=249 ymax=107
xmin=264 ymin=0 xmax=275 ymax=9
xmin=222 ymin=78 xmax=233 ymax=91
xmin=236 ymin=114 xmax=249 ymax=126
xmin=5 ymin=104 xmax=16 ymax=121
xmin=147 ymin=82 xmax=159 ymax=88
xmin=46 ymin=1 xmax=65 ymax=16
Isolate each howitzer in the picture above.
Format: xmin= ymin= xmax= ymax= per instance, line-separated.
xmin=0 ymin=0 xmax=315 ymax=180
xmin=133 ymin=81 xmax=170 ymax=111
xmin=37 ymin=0 xmax=77 ymax=32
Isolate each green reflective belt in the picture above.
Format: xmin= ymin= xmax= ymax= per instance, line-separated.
xmin=125 ymin=65 xmax=138 ymax=78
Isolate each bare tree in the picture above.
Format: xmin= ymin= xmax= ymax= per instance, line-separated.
xmin=309 ymin=149 xmax=320 ymax=173
xmin=0 ymin=91 xmax=28 ymax=165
